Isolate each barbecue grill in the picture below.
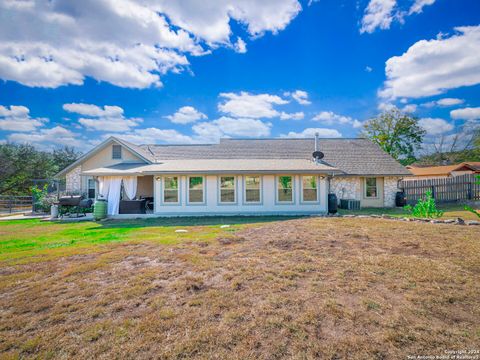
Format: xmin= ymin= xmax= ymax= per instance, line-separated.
xmin=58 ymin=195 xmax=93 ymax=217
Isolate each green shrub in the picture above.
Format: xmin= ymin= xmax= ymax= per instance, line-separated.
xmin=404 ymin=189 xmax=443 ymax=219
xmin=464 ymin=175 xmax=480 ymax=219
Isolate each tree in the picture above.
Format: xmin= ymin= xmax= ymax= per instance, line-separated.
xmin=0 ymin=143 xmax=81 ymax=195
xmin=362 ymin=108 xmax=425 ymax=165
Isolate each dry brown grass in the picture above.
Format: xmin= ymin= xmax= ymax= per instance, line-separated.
xmin=0 ymin=218 xmax=479 ymax=359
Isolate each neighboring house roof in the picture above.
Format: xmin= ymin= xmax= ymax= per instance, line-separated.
xmin=407 ymin=162 xmax=480 ymax=176
xmin=81 ymin=159 xmax=341 ymax=176
xmin=58 ymin=137 xmax=411 ymax=177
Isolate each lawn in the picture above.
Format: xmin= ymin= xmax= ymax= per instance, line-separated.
xmin=0 ymin=216 xmax=479 ymax=359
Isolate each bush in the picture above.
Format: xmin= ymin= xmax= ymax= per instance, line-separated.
xmin=404 ymin=189 xmax=443 ymax=219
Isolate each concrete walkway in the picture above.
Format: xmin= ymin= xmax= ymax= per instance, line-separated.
xmin=0 ymin=212 xmax=50 ymax=221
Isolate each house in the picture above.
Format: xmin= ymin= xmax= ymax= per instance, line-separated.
xmin=55 ymin=136 xmax=411 ymax=217
xmin=406 ymin=162 xmax=480 ymax=179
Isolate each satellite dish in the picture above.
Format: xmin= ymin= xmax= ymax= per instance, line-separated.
xmin=312 ymin=151 xmax=324 ymax=160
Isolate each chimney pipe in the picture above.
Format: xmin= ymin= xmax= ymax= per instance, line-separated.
xmin=315 ymin=132 xmax=319 ymax=151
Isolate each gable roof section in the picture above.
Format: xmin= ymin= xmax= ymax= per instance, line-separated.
xmin=58 ymin=137 xmax=410 ymax=177
xmin=140 ymin=138 xmax=410 ymax=176
xmin=55 ymin=137 xmax=153 ymax=178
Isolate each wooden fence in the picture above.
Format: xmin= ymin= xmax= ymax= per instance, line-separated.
xmin=399 ymin=174 xmax=480 ymax=204
xmin=0 ymin=196 xmax=33 ymax=214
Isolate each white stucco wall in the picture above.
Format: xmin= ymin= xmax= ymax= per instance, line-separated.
xmin=153 ymin=174 xmax=327 ymax=215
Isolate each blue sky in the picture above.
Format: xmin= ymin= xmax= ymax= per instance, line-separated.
xmin=0 ymin=0 xmax=479 ymax=151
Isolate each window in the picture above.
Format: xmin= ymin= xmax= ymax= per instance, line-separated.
xmin=220 ymin=176 xmax=235 ymax=203
xmin=365 ymin=177 xmax=377 ymax=198
xmin=277 ymin=176 xmax=293 ymax=203
xmin=245 ymin=176 xmax=261 ymax=203
xmin=302 ymin=176 xmax=318 ymax=202
xmin=163 ymin=176 xmax=179 ymax=203
xmin=112 ymin=145 xmax=122 ymax=159
xmin=188 ymin=176 xmax=204 ymax=203
xmin=88 ymin=178 xmax=96 ymax=199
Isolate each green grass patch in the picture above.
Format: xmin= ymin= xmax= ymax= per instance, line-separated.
xmin=0 ymin=216 xmax=300 ymax=264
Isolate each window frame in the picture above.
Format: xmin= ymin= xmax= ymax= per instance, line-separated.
xmin=364 ymin=177 xmax=378 ymax=199
xmin=243 ymin=175 xmax=262 ymax=205
xmin=87 ymin=178 xmax=96 ymax=199
xmin=187 ymin=176 xmax=205 ymax=205
xmin=301 ymin=175 xmax=319 ymax=203
xmin=218 ymin=176 xmax=237 ymax=205
xmin=162 ymin=176 xmax=180 ymax=205
xmin=112 ymin=144 xmax=122 ymax=160
xmin=276 ymin=175 xmax=295 ymax=204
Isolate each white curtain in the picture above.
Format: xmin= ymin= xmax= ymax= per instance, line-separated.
xmin=98 ymin=176 xmax=111 ymax=199
xmin=123 ymin=176 xmax=138 ymax=200
xmin=107 ymin=177 xmax=122 ymax=215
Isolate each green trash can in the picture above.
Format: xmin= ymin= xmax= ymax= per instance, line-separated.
xmin=93 ymin=199 xmax=108 ymax=221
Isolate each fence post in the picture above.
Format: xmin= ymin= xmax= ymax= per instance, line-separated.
xmin=431 ymin=185 xmax=435 ymax=199
xmin=8 ymin=196 xmax=13 ymax=214
xmin=468 ymin=182 xmax=472 ymax=200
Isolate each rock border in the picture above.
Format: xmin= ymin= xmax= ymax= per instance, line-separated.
xmin=321 ymin=213 xmax=480 ymax=226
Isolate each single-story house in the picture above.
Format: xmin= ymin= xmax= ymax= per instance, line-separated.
xmin=55 ymin=136 xmax=411 ymax=217
xmin=406 ymin=162 xmax=480 ymax=179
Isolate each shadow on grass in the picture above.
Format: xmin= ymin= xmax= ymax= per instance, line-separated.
xmin=86 ymin=215 xmax=306 ymax=230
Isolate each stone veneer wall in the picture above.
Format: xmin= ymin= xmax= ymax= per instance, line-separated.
xmin=330 ymin=176 xmax=402 ymax=208
xmin=330 ymin=177 xmax=361 ymax=202
xmin=383 ymin=176 xmax=401 ymax=207
xmin=65 ymin=166 xmax=82 ymax=193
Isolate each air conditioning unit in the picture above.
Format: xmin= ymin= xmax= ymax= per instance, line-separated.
xmin=339 ymin=199 xmax=361 ymax=210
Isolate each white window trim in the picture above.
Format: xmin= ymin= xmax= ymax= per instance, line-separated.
xmin=187 ymin=175 xmax=205 ymax=205
xmin=301 ymin=175 xmax=319 ymax=203
xmin=162 ymin=176 xmax=180 ymax=205
xmin=243 ymin=175 xmax=262 ymax=205
xmin=364 ymin=177 xmax=379 ymax=199
xmin=276 ymin=175 xmax=295 ymax=204
xmin=218 ymin=176 xmax=237 ymax=205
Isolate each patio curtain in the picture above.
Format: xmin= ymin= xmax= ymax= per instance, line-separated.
xmin=122 ymin=176 xmax=137 ymax=200
xmin=98 ymin=176 xmax=111 ymax=199
xmin=107 ymin=177 xmax=122 ymax=215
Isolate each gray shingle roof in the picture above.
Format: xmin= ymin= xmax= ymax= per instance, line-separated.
xmin=136 ymin=138 xmax=410 ymax=176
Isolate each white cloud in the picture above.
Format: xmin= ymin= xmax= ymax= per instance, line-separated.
xmin=377 ymin=102 xmax=396 ymax=112
xmin=281 ymin=127 xmax=342 ymax=138
xmin=418 ymin=118 xmax=454 ymax=135
xmin=360 ymin=0 xmax=396 ymax=34
xmin=365 ymin=66 xmax=373 ymax=72
xmin=0 ymin=105 xmax=48 ymax=131
xmin=218 ymin=91 xmax=288 ymax=118
xmin=360 ymin=0 xmax=436 ymax=34
xmin=193 ymin=117 xmax=271 ymax=141
xmin=165 ymin=106 xmax=207 ymax=124
xmin=7 ymin=126 xmax=85 ymax=149
xmin=436 ymin=98 xmax=465 ymax=107
xmin=234 ymin=37 xmax=247 ymax=54
xmin=285 ymin=90 xmax=311 ymax=105
xmin=312 ymin=111 xmax=363 ymax=128
xmin=380 ymin=26 xmax=480 ymax=99
xmin=63 ymin=103 xmax=142 ymax=132
xmin=279 ymin=111 xmax=304 ymax=120
xmin=409 ymin=0 xmax=436 ymax=15
xmin=105 ymin=128 xmax=195 ymax=145
xmin=402 ymin=104 xmax=417 ymax=113
xmin=450 ymin=107 xmax=480 ymax=121
xmin=0 ymin=0 xmax=302 ymax=88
